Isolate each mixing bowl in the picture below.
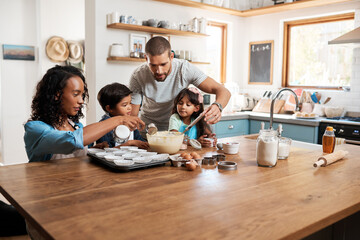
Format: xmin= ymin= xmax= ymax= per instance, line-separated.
xmin=147 ymin=131 xmax=184 ymax=154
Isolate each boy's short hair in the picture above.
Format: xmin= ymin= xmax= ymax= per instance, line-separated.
xmin=97 ymin=83 xmax=132 ymax=112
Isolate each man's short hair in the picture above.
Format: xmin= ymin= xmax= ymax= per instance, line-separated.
xmin=145 ymin=36 xmax=171 ymax=57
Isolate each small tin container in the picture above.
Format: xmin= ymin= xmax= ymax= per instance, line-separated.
xmin=218 ymin=161 xmax=237 ymax=171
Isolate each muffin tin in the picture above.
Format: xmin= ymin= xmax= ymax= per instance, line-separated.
xmin=87 ymin=147 xmax=169 ymax=171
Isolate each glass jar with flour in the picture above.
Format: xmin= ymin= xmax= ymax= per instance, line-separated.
xmin=256 ymin=129 xmax=279 ymax=167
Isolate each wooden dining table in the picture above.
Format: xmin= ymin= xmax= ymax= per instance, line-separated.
xmin=1 ymin=135 xmax=360 ymax=240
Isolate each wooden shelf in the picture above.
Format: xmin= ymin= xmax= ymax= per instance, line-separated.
xmin=153 ymin=0 xmax=353 ymax=17
xmin=107 ymin=23 xmax=208 ymax=37
xmin=107 ymin=56 xmax=210 ymax=64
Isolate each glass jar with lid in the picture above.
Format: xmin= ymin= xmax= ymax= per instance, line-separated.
xmin=256 ymin=129 xmax=279 ymax=167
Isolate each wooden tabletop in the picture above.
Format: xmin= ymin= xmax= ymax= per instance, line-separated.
xmin=1 ymin=136 xmax=360 ymax=240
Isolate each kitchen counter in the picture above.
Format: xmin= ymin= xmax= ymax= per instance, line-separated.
xmin=221 ymin=111 xmax=322 ymax=126
xmin=1 ymin=138 xmax=360 ymax=239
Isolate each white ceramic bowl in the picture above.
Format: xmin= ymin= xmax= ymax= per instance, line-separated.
xmin=324 ymin=106 xmax=344 ymax=118
xmin=146 ymin=131 xmax=184 ymax=154
xmin=223 ymin=142 xmax=240 ymax=155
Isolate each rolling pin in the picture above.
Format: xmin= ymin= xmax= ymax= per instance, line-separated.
xmin=313 ymin=150 xmax=349 ymax=167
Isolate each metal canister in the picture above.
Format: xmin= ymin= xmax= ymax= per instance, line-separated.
xmin=191 ymin=17 xmax=199 ymax=33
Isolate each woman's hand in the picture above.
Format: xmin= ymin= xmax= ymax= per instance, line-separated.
xmin=118 ymin=116 xmax=145 ymax=131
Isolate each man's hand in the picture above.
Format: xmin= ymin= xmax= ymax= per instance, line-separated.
xmin=203 ymin=104 xmax=222 ymax=125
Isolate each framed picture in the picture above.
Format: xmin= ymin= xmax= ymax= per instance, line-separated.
xmin=248 ymin=40 xmax=274 ymax=85
xmin=130 ymin=34 xmax=148 ymax=53
xmin=2 ymin=44 xmax=35 ymax=61
xmin=151 ymin=34 xmax=170 ymax=43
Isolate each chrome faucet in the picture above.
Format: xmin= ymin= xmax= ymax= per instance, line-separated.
xmin=270 ymin=88 xmax=299 ymax=130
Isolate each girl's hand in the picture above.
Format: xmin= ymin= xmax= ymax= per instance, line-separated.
xmin=208 ymin=133 xmax=217 ymax=146
xmin=127 ymin=140 xmax=149 ymax=149
xmin=198 ymin=135 xmax=213 ymax=148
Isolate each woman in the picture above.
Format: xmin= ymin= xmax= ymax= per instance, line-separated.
xmin=24 ymin=65 xmax=144 ymax=162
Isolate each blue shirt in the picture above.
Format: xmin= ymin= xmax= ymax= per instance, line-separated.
xmin=24 ymin=121 xmax=84 ymax=162
xmin=168 ymin=113 xmax=198 ymax=139
xmin=96 ymin=114 xmax=146 ymax=147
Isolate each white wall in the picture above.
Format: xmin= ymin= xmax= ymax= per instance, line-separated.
xmin=239 ymin=1 xmax=360 ymax=112
xmin=85 ymin=0 xmax=243 ymax=123
xmin=0 ymin=0 xmax=39 ymax=165
xmin=0 ymin=0 xmax=84 ymax=165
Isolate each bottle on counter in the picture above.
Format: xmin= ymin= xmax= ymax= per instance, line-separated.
xmin=322 ymin=126 xmax=335 ymax=154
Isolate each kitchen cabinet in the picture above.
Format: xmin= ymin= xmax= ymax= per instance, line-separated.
xmin=249 ymin=119 xmax=319 ymax=144
xmin=152 ymin=0 xmax=351 ymax=17
xmin=214 ymin=119 xmax=249 ymax=138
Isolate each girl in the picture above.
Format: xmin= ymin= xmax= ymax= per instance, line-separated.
xmin=169 ymin=87 xmax=216 ymax=147
xmin=96 ymin=83 xmax=149 ymax=149
xmin=24 ymin=65 xmax=144 ymax=162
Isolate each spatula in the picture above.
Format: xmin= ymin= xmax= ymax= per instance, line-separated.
xmin=182 ymin=112 xmax=206 ymax=134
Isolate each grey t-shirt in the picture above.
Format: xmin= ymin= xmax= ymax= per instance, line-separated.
xmin=129 ymin=58 xmax=207 ymax=131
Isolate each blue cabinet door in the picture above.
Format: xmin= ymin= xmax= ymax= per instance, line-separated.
xmin=214 ymin=119 xmax=249 ymax=138
xmin=249 ymin=120 xmax=318 ymax=143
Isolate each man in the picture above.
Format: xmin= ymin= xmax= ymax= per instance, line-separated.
xmin=129 ymin=36 xmax=231 ymax=136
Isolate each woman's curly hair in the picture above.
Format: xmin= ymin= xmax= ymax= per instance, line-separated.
xmin=29 ymin=65 xmax=89 ymax=126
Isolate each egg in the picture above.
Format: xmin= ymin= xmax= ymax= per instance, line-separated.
xmin=186 ymin=162 xmax=196 ymax=171
xmin=183 ymin=154 xmax=193 ymax=160
xmin=180 ymin=153 xmax=188 ymax=158
xmin=190 ymin=152 xmax=201 ymax=159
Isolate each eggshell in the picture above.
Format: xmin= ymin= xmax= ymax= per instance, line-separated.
xmin=186 ymin=162 xmax=196 ymax=171
xmin=183 ymin=154 xmax=193 ymax=160
xmin=190 ymin=152 xmax=201 ymax=159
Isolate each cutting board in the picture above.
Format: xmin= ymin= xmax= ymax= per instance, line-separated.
xmin=252 ymin=99 xmax=285 ymax=113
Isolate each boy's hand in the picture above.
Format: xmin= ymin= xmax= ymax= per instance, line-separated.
xmin=92 ymin=142 xmax=109 ymax=149
xmin=127 ymin=140 xmax=149 ymax=150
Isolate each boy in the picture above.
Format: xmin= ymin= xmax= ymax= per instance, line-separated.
xmin=96 ymin=83 xmax=148 ymax=149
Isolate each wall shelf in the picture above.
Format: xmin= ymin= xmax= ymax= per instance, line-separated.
xmin=107 ymin=23 xmax=208 ymax=37
xmin=107 ymin=56 xmax=210 ymax=64
xmin=153 ymin=0 xmax=353 ymax=17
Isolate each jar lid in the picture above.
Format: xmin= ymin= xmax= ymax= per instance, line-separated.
xmin=218 ymin=161 xmax=237 ymax=170
xmin=326 ymin=126 xmax=333 ymax=131
xmin=189 ymin=139 xmax=202 ymax=149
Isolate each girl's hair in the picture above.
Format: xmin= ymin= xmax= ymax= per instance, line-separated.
xmin=97 ymin=83 xmax=132 ymax=113
xmin=29 ymin=65 xmax=89 ymax=126
xmin=171 ymin=88 xmax=210 ymax=138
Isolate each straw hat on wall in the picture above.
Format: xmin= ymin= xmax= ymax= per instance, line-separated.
xmin=67 ymin=40 xmax=84 ymax=64
xmin=46 ymin=36 xmax=69 ymax=62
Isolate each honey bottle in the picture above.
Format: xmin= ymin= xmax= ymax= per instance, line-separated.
xmin=322 ymin=126 xmax=335 ymax=154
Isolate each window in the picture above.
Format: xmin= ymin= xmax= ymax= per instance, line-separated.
xmin=206 ymin=21 xmax=227 ymax=84
xmin=282 ymin=13 xmax=355 ymax=89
